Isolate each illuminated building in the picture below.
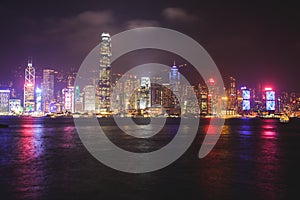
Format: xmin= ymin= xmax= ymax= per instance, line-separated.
xmin=228 ymin=77 xmax=237 ymax=113
xmin=199 ymin=84 xmax=208 ymax=115
xmin=169 ymin=61 xmax=180 ymax=93
xmin=24 ymin=58 xmax=35 ymax=113
xmin=35 ymin=87 xmax=42 ymax=112
xmin=84 ymin=85 xmax=95 ymax=112
xmin=49 ymin=102 xmax=61 ymax=113
xmin=265 ymin=87 xmax=275 ymax=112
xmin=96 ymin=32 xmax=112 ymax=114
xmin=207 ymin=78 xmax=219 ymax=115
xmin=139 ymin=77 xmax=151 ymax=109
xmin=9 ymin=99 xmax=22 ymax=114
xmin=74 ymin=85 xmax=83 ymax=113
xmin=253 ymin=83 xmax=264 ymax=112
xmin=162 ymin=83 xmax=172 ymax=114
xmin=62 ymin=87 xmax=74 ymax=112
xmin=42 ymin=69 xmax=54 ymax=112
xmin=151 ymin=76 xmax=162 ymax=106
xmin=75 ymin=85 xmax=80 ymax=101
xmin=169 ymin=62 xmax=181 ymax=112
xmin=127 ymin=76 xmax=140 ymax=110
xmin=241 ymin=87 xmax=251 ymax=111
xmin=0 ymin=89 xmax=10 ymax=113
xmin=182 ymin=85 xmax=198 ymax=115
xmin=151 ymin=83 xmax=162 ymax=106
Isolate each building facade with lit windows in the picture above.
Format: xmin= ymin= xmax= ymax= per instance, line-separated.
xmin=42 ymin=69 xmax=54 ymax=112
xmin=207 ymin=78 xmax=219 ymax=115
xmin=139 ymin=77 xmax=151 ymax=110
xmin=0 ymin=89 xmax=10 ymax=114
xmin=96 ymin=32 xmax=112 ymax=114
xmin=62 ymin=87 xmax=74 ymax=113
xmin=199 ymin=84 xmax=208 ymax=115
xmin=84 ymin=85 xmax=95 ymax=113
xmin=9 ymin=99 xmax=21 ymax=114
xmin=228 ymin=76 xmax=237 ymax=114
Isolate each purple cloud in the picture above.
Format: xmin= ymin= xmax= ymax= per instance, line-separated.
xmin=162 ymin=7 xmax=199 ymax=23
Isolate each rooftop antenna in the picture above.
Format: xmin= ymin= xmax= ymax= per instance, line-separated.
xmin=28 ymin=57 xmax=33 ymax=67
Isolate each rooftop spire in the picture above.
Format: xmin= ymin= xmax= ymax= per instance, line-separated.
xmin=28 ymin=57 xmax=32 ymax=68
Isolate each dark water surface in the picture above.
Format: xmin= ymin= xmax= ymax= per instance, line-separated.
xmin=0 ymin=117 xmax=299 ymax=199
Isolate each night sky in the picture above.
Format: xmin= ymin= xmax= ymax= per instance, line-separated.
xmin=0 ymin=0 xmax=300 ymax=92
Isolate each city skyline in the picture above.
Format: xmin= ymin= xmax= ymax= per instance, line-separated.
xmin=0 ymin=1 xmax=300 ymax=91
xmin=1 ymin=54 xmax=300 ymax=117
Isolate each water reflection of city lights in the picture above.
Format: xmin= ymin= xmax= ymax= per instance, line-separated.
xmin=239 ymin=125 xmax=252 ymax=135
xmin=14 ymin=122 xmax=46 ymax=199
xmin=262 ymin=130 xmax=277 ymax=139
xmin=262 ymin=123 xmax=277 ymax=139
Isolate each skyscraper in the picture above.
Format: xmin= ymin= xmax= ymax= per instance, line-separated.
xmin=24 ymin=58 xmax=35 ymax=113
xmin=84 ymin=85 xmax=96 ymax=112
xmin=241 ymin=87 xmax=251 ymax=112
xmin=199 ymin=84 xmax=208 ymax=115
xmin=151 ymin=76 xmax=162 ymax=106
xmin=42 ymin=69 xmax=54 ymax=112
xmin=139 ymin=77 xmax=151 ymax=109
xmin=207 ymin=78 xmax=219 ymax=115
xmin=0 ymin=89 xmax=10 ymax=113
xmin=228 ymin=76 xmax=237 ymax=112
xmin=62 ymin=87 xmax=74 ymax=113
xmin=169 ymin=62 xmax=181 ymax=114
xmin=169 ymin=61 xmax=180 ymax=93
xmin=96 ymin=33 xmax=112 ymax=114
xmin=265 ymin=87 xmax=276 ymax=112
xmin=36 ymin=87 xmax=42 ymax=112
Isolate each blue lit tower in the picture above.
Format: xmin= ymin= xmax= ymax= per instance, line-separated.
xmin=96 ymin=33 xmax=112 ymax=114
xmin=35 ymin=87 xmax=42 ymax=112
xmin=169 ymin=61 xmax=180 ymax=93
xmin=241 ymin=86 xmax=251 ymax=112
xmin=24 ymin=58 xmax=35 ymax=113
xmin=265 ymin=87 xmax=276 ymax=113
xmin=169 ymin=61 xmax=181 ymax=114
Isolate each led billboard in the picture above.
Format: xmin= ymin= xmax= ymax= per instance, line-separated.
xmin=266 ymin=91 xmax=275 ymax=101
xmin=242 ymin=100 xmax=250 ymax=111
xmin=242 ymin=90 xmax=250 ymax=100
xmin=266 ymin=101 xmax=275 ymax=111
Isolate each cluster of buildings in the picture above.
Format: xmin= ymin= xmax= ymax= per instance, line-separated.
xmin=1 ymin=32 xmax=300 ymax=117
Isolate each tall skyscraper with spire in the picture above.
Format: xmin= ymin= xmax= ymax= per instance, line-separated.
xmin=169 ymin=61 xmax=180 ymax=93
xmin=24 ymin=57 xmax=35 ymax=113
xmin=96 ymin=33 xmax=112 ymax=114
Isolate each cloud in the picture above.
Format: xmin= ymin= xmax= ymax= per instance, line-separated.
xmin=45 ymin=10 xmax=116 ymax=39
xmin=162 ymin=7 xmax=199 ymax=23
xmin=39 ymin=11 xmax=118 ymax=56
xmin=125 ymin=19 xmax=160 ymax=29
xmin=20 ymin=10 xmax=161 ymax=67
